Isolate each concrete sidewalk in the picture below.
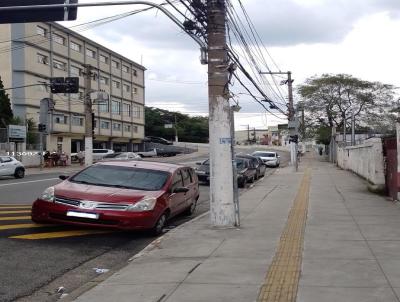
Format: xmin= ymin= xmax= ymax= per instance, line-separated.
xmin=70 ymin=155 xmax=400 ymax=302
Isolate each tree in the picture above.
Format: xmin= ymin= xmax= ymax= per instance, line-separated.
xmin=298 ymin=74 xmax=397 ymax=135
xmin=0 ymin=76 xmax=13 ymax=127
xmin=144 ymin=107 xmax=209 ymax=143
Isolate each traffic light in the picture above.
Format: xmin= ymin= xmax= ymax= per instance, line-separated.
xmin=0 ymin=0 xmax=78 ymax=24
xmin=65 ymin=77 xmax=79 ymax=93
xmin=38 ymin=123 xmax=46 ymax=132
xmin=50 ymin=77 xmax=65 ymax=93
xmin=289 ymin=134 xmax=298 ymax=144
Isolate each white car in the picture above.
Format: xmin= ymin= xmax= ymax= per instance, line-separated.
xmin=0 ymin=156 xmax=25 ymax=178
xmin=71 ymin=149 xmax=114 ymax=162
xmin=252 ymin=151 xmax=280 ymax=168
xmin=101 ymin=152 xmax=142 ymax=161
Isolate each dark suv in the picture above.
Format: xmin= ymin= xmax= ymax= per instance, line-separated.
xmin=145 ymin=136 xmax=173 ymax=145
xmin=236 ymin=154 xmax=266 ymax=180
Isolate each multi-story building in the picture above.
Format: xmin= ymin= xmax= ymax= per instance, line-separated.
xmin=0 ymin=22 xmax=145 ymax=154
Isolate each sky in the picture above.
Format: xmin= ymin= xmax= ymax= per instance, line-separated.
xmin=60 ymin=0 xmax=400 ymax=130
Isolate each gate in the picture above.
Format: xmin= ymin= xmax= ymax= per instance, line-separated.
xmin=383 ymin=137 xmax=397 ymax=200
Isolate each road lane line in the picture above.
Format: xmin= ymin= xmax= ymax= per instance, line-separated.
xmin=0 ymin=216 xmax=30 ymax=221
xmin=0 ymin=206 xmax=31 ymax=209
xmin=257 ymin=168 xmax=311 ymax=302
xmin=0 ymin=223 xmax=48 ymax=230
xmin=0 ymin=210 xmax=30 ymax=214
xmin=10 ymin=229 xmax=113 ymax=240
xmin=0 ymin=178 xmax=59 ymax=187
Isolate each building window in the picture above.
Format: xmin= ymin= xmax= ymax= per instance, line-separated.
xmin=52 ymin=33 xmax=65 ymax=45
xmin=37 ymin=53 xmax=48 ymax=65
xmin=99 ymin=54 xmax=108 ymax=64
xmin=70 ymin=41 xmax=82 ymax=52
xmin=133 ymin=125 xmax=138 ymax=133
xmin=111 ymin=100 xmax=121 ymax=115
xmin=99 ymin=76 xmax=109 ymax=85
xmin=123 ymin=84 xmax=130 ymax=92
xmin=132 ymin=87 xmax=138 ymax=94
xmin=123 ymin=103 xmax=131 ymax=117
xmin=37 ymin=26 xmax=47 ymax=37
xmin=113 ymin=123 xmax=121 ymax=131
xmin=55 ymin=115 xmax=68 ymax=124
xmin=100 ymin=121 xmax=110 ymax=129
xmin=133 ymin=105 xmax=141 ymax=118
xmin=72 ymin=116 xmax=84 ymax=126
xmin=99 ymin=101 xmax=109 ymax=112
xmin=70 ymin=65 xmax=81 ymax=76
xmin=133 ymin=69 xmax=137 ymax=76
xmin=111 ymin=60 xmax=119 ymax=69
xmin=112 ymin=80 xmax=120 ymax=89
xmin=122 ymin=65 xmax=129 ymax=73
xmin=86 ymin=48 xmax=96 ymax=58
xmin=53 ymin=59 xmax=66 ymax=71
xmin=124 ymin=124 xmax=131 ymax=132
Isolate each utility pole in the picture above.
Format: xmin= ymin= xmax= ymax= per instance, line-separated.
xmin=174 ymin=114 xmax=178 ymax=143
xmin=207 ymin=0 xmax=235 ymax=227
xmin=351 ymin=108 xmax=355 ymax=145
xmin=342 ymin=111 xmax=346 ymax=145
xmin=83 ymin=64 xmax=94 ymax=166
xmin=253 ymin=127 xmax=256 ymax=143
xmin=260 ymin=71 xmax=297 ymax=171
xmin=230 ymin=105 xmax=240 ymax=227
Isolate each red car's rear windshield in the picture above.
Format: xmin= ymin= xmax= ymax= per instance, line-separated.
xmin=70 ymin=165 xmax=170 ymax=191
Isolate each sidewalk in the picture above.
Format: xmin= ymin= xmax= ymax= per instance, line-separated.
xmin=70 ymin=154 xmax=400 ymax=302
xmin=25 ymin=164 xmax=83 ymax=176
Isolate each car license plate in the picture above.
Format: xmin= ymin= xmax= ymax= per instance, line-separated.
xmin=66 ymin=211 xmax=99 ymax=219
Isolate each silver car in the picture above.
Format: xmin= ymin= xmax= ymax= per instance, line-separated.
xmin=252 ymin=151 xmax=280 ymax=168
xmin=101 ymin=152 xmax=142 ymax=161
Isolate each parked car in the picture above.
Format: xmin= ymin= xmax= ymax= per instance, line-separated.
xmin=0 ymin=156 xmax=25 ymax=178
xmin=236 ymin=154 xmax=266 ymax=179
xmin=31 ymin=161 xmax=199 ymax=235
xmin=235 ymin=157 xmax=258 ymax=187
xmin=71 ymin=149 xmax=114 ymax=162
xmin=145 ymin=136 xmax=173 ymax=145
xmin=252 ymin=151 xmax=280 ymax=168
xmin=195 ymin=159 xmax=210 ymax=183
xmin=156 ymin=148 xmax=181 ymax=157
xmin=136 ymin=148 xmax=157 ymax=158
xmin=102 ymin=152 xmax=142 ymax=161
xmin=195 ymin=157 xmax=259 ymax=188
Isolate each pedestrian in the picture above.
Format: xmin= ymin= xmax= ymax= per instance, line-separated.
xmin=60 ymin=152 xmax=68 ymax=166
xmin=43 ymin=151 xmax=50 ymax=167
xmin=77 ymin=150 xmax=84 ymax=166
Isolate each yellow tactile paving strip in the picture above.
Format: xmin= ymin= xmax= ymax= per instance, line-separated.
xmin=257 ymin=168 xmax=311 ymax=302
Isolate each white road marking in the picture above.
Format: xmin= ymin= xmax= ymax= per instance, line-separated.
xmin=0 ymin=178 xmax=59 ymax=187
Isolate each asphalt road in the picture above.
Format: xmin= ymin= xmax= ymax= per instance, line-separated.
xmin=0 ymin=147 xmax=289 ymax=302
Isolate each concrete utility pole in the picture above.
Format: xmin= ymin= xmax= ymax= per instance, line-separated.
xmin=174 ymin=114 xmax=178 ymax=143
xmin=260 ymin=71 xmax=297 ymax=171
xmin=207 ymin=0 xmax=235 ymax=227
xmin=342 ymin=111 xmax=346 ymax=145
xmin=230 ymin=105 xmax=241 ymax=227
xmin=351 ymin=108 xmax=355 ymax=145
xmin=83 ymin=64 xmax=94 ymax=166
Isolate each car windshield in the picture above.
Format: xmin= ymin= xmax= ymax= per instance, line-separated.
xmin=103 ymin=153 xmax=122 ymax=158
xmin=70 ymin=165 xmax=170 ymax=191
xmin=254 ymin=152 xmax=275 ymax=158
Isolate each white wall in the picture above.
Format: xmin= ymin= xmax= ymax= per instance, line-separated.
xmin=337 ymin=138 xmax=385 ymax=186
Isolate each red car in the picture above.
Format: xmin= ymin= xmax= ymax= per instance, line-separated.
xmin=31 ymin=161 xmax=199 ymax=235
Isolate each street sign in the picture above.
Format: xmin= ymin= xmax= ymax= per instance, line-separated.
xmin=8 ymin=125 xmax=26 ymax=139
xmin=164 ymin=124 xmax=173 ymax=129
xmin=0 ymin=0 xmax=78 ymax=24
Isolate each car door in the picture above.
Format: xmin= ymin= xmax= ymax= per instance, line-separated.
xmin=0 ymin=156 xmax=15 ymax=175
xmin=181 ymin=168 xmax=198 ymax=209
xmin=168 ymin=170 xmax=186 ymax=215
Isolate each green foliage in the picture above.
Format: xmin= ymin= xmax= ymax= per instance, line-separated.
xmin=316 ymin=126 xmax=331 ymax=145
xmin=145 ymin=107 xmax=209 ymax=143
xmin=0 ymin=77 xmax=13 ymax=127
xmin=297 ymin=74 xmax=397 ymax=136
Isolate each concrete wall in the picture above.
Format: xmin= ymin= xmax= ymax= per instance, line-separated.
xmin=337 ymin=138 xmax=385 ymax=187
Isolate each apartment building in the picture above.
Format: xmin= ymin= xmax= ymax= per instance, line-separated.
xmin=0 ymin=22 xmax=145 ymax=154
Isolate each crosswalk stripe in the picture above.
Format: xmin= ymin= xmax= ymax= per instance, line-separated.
xmin=0 ymin=216 xmax=30 ymax=221
xmin=0 ymin=210 xmax=30 ymax=214
xmin=0 ymin=206 xmax=31 ymax=210
xmin=0 ymin=223 xmax=47 ymax=230
xmin=10 ymin=229 xmax=113 ymax=240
